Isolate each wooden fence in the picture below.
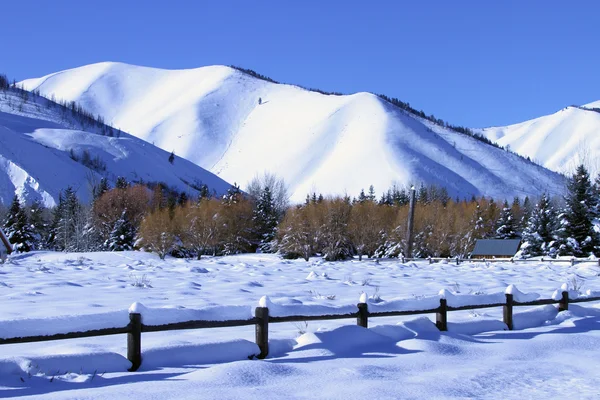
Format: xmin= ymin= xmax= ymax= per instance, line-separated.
xmin=402 ymin=256 xmax=600 ymax=266
xmin=1 ymin=291 xmax=599 ymax=371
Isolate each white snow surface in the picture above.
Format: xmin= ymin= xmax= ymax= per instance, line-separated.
xmin=479 ymin=105 xmax=600 ymax=175
xmin=0 ymin=90 xmax=232 ymax=206
xmin=20 ymin=62 xmax=565 ymax=201
xmin=1 ymin=251 xmax=600 ymax=398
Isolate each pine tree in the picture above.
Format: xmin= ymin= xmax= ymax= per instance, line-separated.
xmin=115 ymin=177 xmax=129 ymax=189
xmin=3 ymin=195 xmax=35 ymax=252
xmin=367 ymin=185 xmax=376 ymax=202
xmin=28 ymin=199 xmax=47 ymax=250
xmin=520 ymin=193 xmax=557 ymax=257
xmin=222 ymin=183 xmax=242 ymax=205
xmin=495 ymin=200 xmax=518 ymax=239
xmin=106 ymin=210 xmax=135 ymax=251
xmin=93 ymin=178 xmax=110 ymax=201
xmin=558 ymin=165 xmax=600 ymax=257
xmin=357 ymin=189 xmax=368 ymax=203
xmin=252 ymin=186 xmax=278 ymax=252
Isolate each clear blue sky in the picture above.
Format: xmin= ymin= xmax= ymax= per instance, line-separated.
xmin=2 ymin=0 xmax=598 ymax=127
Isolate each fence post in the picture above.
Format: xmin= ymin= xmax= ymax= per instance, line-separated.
xmin=436 ymin=298 xmax=448 ymax=331
xmin=255 ymin=307 xmax=269 ymax=359
xmin=428 ymin=256 xmax=433 ymax=264
xmin=357 ymin=302 xmax=369 ymax=328
xmin=456 ymin=257 xmax=459 ymax=266
xmin=571 ymin=257 xmax=575 ymax=266
xmin=503 ymin=293 xmax=513 ymax=330
xmin=558 ymin=291 xmax=569 ymax=312
xmin=401 ymin=255 xmax=406 ymax=264
xmin=127 ymin=313 xmax=142 ymax=371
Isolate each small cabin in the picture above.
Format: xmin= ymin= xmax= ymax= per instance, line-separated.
xmin=471 ymin=239 xmax=521 ymax=259
xmin=0 ymin=228 xmax=11 ymax=262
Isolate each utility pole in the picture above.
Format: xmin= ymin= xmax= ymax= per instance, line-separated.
xmin=405 ymin=186 xmax=416 ymax=259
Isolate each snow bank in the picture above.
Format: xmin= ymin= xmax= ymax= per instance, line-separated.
xmin=259 ymin=296 xmax=356 ymax=318
xmin=513 ymin=305 xmax=559 ymax=330
xmin=505 ymin=284 xmax=540 ymax=302
xmin=368 ymin=295 xmax=440 ymax=312
xmin=0 ymin=311 xmax=129 ymax=340
xmin=141 ymin=339 xmax=259 ymax=368
xmin=133 ymin=304 xmax=253 ymax=326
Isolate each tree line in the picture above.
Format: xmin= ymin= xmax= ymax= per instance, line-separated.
xmin=2 ymin=166 xmax=599 ymax=260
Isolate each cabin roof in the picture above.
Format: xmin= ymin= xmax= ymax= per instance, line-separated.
xmin=471 ymin=239 xmax=521 ymax=257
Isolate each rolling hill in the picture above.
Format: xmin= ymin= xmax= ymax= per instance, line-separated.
xmin=20 ymin=62 xmax=565 ymax=201
xmin=0 ymin=87 xmax=232 ymax=207
xmin=478 ymin=103 xmax=600 ymax=175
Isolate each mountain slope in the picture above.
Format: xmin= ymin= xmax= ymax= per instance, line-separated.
xmin=478 ymin=105 xmax=600 ymax=174
xmin=0 ymin=89 xmax=232 ymax=207
xmin=21 ymin=62 xmax=565 ymax=201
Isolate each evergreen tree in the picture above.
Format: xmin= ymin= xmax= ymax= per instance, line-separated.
xmin=558 ymin=165 xmax=600 ymax=257
xmin=106 ymin=210 xmax=135 ymax=251
xmin=28 ymin=199 xmax=48 ymax=250
xmin=495 ymin=200 xmax=518 ymax=239
xmin=222 ymin=183 xmax=243 ymax=205
xmin=520 ymin=193 xmax=557 ymax=257
xmin=520 ymin=196 xmax=533 ymax=231
xmin=115 ymin=177 xmax=129 ymax=189
xmin=252 ymin=186 xmax=278 ymax=252
xmin=3 ymin=195 xmax=35 ymax=252
xmin=357 ymin=189 xmax=368 ymax=203
xmin=93 ymin=178 xmax=110 ymax=201
xmin=367 ymin=185 xmax=376 ymax=202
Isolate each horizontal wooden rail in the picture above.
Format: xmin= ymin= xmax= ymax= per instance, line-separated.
xmin=142 ymin=318 xmax=258 ymax=333
xmin=0 ymin=326 xmax=130 ymax=345
xmin=1 ymin=291 xmax=599 ymax=371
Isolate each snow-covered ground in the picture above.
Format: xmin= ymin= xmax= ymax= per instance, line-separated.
xmin=1 ymin=251 xmax=600 ymax=399
xmin=20 ymin=62 xmax=565 ymax=201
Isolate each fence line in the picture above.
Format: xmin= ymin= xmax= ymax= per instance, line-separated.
xmin=1 ymin=291 xmax=599 ymax=371
xmin=401 ymin=256 xmax=600 ymax=266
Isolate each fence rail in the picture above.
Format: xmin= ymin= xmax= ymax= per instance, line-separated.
xmin=402 ymin=256 xmax=600 ymax=266
xmin=2 ymin=291 xmax=600 ymax=371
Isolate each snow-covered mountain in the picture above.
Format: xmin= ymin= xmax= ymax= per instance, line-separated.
xmin=20 ymin=62 xmax=565 ymax=201
xmin=478 ymin=103 xmax=600 ymax=175
xmin=0 ymin=88 xmax=232 ymax=207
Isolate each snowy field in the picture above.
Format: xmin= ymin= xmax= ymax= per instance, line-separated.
xmin=1 ymin=251 xmax=600 ymax=399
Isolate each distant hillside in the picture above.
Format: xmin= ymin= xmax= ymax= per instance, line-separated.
xmin=21 ymin=62 xmax=565 ymax=201
xmin=0 ymin=78 xmax=232 ymax=207
xmin=478 ymin=102 xmax=600 ymax=175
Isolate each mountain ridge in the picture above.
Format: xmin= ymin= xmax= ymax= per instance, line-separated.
xmin=20 ymin=62 xmax=566 ymax=201
xmin=0 ymin=83 xmax=233 ymax=207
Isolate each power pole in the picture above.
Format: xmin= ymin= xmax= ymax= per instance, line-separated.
xmin=405 ymin=186 xmax=416 ymax=258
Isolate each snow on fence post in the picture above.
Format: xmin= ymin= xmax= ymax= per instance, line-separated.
xmin=558 ymin=291 xmax=569 ymax=312
xmin=127 ymin=312 xmax=142 ymax=372
xmin=503 ymin=293 xmax=514 ymax=331
xmin=357 ymin=293 xmax=369 ymax=328
xmin=436 ymin=298 xmax=448 ymax=331
xmin=255 ymin=297 xmax=270 ymax=359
